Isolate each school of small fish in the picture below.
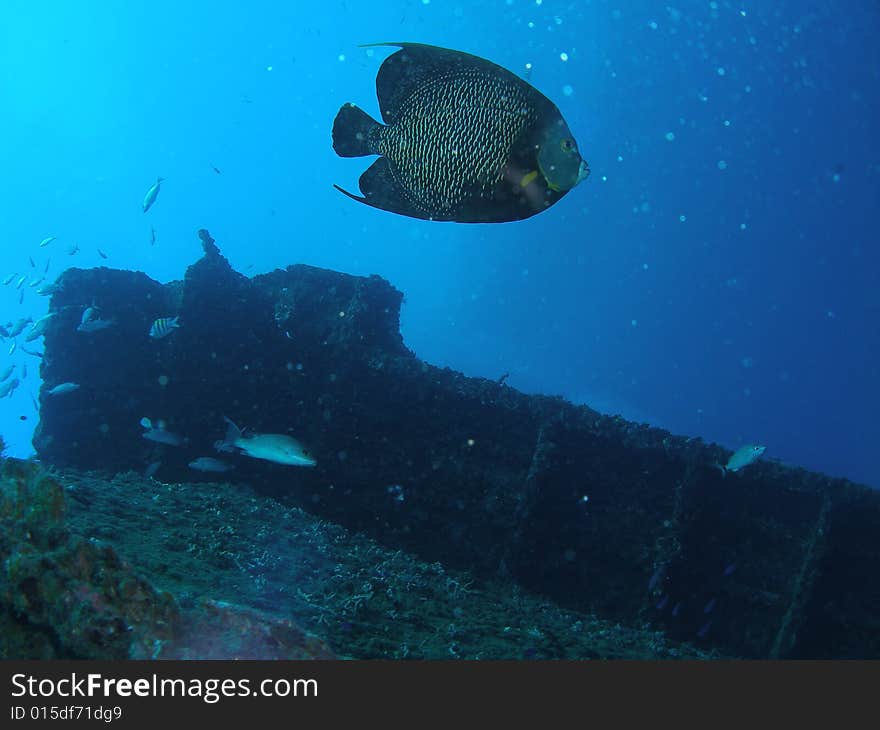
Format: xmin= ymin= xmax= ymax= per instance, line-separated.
xmin=0 ymin=181 xmax=170 ymax=409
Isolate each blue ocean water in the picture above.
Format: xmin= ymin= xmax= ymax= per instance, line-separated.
xmin=0 ymin=0 xmax=877 ymax=488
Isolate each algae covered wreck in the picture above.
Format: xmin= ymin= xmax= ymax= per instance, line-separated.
xmin=4 ymin=231 xmax=878 ymax=659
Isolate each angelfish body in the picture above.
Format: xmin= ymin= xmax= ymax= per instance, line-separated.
xmin=189 ymin=457 xmax=235 ymax=473
xmin=332 ymin=43 xmax=589 ymax=223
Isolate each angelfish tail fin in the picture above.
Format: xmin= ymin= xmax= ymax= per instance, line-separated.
xmin=332 ymin=103 xmax=382 ymax=157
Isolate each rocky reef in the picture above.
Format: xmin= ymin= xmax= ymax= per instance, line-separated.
xmin=22 ymin=231 xmax=880 ymax=659
xmin=0 ymin=458 xmax=334 ymax=659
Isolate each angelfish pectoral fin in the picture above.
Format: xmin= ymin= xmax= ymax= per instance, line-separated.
xmin=519 ymin=170 xmax=539 ymax=188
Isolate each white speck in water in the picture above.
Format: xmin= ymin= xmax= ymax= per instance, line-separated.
xmin=563 ymin=84 xmax=573 ymax=96
xmin=560 ymin=52 xmax=569 ymax=62
xmin=717 ymin=160 xmax=728 ymax=170
xmin=665 ymin=131 xmax=675 ymax=141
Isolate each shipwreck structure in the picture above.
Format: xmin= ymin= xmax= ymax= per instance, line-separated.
xmin=32 ymin=232 xmax=880 ymax=659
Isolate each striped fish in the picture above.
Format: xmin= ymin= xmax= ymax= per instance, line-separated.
xmin=332 ymin=43 xmax=589 ymax=223
xmin=149 ymin=316 xmax=180 ymax=339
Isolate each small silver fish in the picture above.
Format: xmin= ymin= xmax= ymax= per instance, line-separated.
xmin=142 ymin=428 xmax=183 ymax=446
xmin=15 ymin=276 xmax=26 ymax=289
xmin=143 ymin=177 xmax=165 ymax=213
xmin=2 ymin=273 xmax=16 ymax=285
xmin=47 ymin=382 xmax=80 ymax=396
xmin=97 ymin=249 xmax=108 ymax=259
xmin=140 ymin=417 xmax=184 ymax=446
xmin=150 ymin=226 xmax=157 ymax=246
xmin=216 ymin=416 xmax=316 ymax=467
xmin=8 ymin=341 xmax=16 ymax=355
xmin=81 ymin=306 xmax=98 ymax=325
xmin=9 ymin=318 xmax=31 ymax=337
xmin=144 ymin=461 xmax=162 ymax=479
xmin=29 ymin=256 xmax=35 ymax=268
xmin=189 ymin=457 xmax=235 ymax=473
xmin=149 ymin=316 xmax=180 ymax=339
xmin=0 ymin=378 xmax=19 ymax=398
xmin=0 ymin=364 xmax=14 ymax=382
xmin=77 ymin=318 xmax=116 ymax=333
xmin=44 ymin=258 xmax=51 ymax=273
xmin=29 ymin=276 xmax=44 ymax=288
xmin=718 ymin=444 xmax=766 ymax=475
xmin=25 ymin=313 xmax=55 ymax=342
xmin=39 ymin=236 xmax=56 ymax=247
xmin=37 ymin=282 xmax=61 ymax=296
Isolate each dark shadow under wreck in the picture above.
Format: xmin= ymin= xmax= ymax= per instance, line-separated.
xmin=24 ymin=230 xmax=880 ymax=659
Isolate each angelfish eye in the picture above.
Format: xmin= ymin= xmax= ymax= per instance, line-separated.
xmin=560 ymin=138 xmax=574 ymax=152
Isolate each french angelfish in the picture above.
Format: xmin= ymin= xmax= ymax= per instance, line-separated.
xmin=332 ymin=43 xmax=589 ymax=223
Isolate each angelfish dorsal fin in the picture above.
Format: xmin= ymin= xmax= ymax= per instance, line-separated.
xmin=364 ymin=42 xmax=532 ymax=125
